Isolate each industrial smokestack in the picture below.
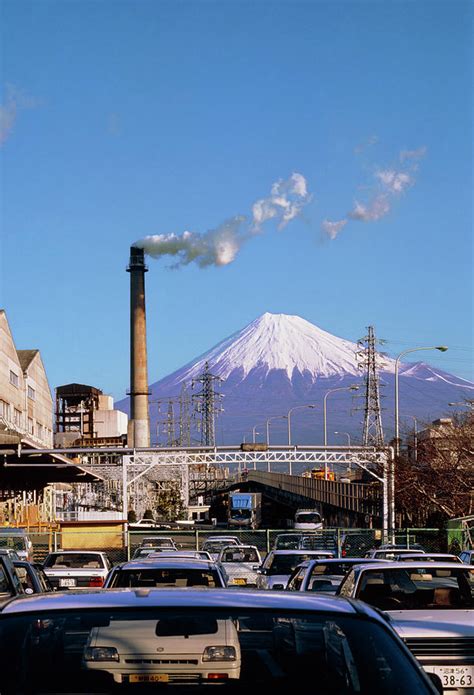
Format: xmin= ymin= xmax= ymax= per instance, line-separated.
xmin=127 ymin=246 xmax=150 ymax=447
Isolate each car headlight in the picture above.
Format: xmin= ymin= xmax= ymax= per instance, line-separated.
xmin=202 ymin=646 xmax=237 ymax=662
xmin=84 ymin=647 xmax=119 ymax=662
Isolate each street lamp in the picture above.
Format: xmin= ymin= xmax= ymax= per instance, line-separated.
xmin=323 ymin=385 xmax=359 ymax=479
xmin=287 ymin=404 xmax=317 ymax=446
xmin=334 ymin=431 xmax=351 ymax=446
xmin=252 ymin=425 xmax=261 ymax=443
xmin=266 ymin=415 xmax=288 ymax=446
xmin=394 ymin=346 xmax=448 ymax=457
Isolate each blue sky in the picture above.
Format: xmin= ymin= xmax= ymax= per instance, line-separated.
xmin=1 ymin=0 xmax=472 ymax=400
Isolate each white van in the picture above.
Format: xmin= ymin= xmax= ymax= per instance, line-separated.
xmin=0 ymin=529 xmax=34 ymax=561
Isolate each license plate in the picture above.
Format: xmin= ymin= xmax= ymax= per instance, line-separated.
xmin=59 ymin=578 xmax=76 ymax=587
xmin=425 ymin=665 xmax=474 ymax=689
xmin=129 ymin=674 xmax=169 ymax=683
xmin=233 ymin=578 xmax=247 ymax=585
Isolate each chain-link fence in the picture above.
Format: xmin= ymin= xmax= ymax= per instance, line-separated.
xmin=1 ymin=527 xmax=448 ymax=565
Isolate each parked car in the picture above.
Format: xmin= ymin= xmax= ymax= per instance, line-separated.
xmin=131 ymin=546 xmax=167 ymax=560
xmin=0 ymin=588 xmax=441 ymax=693
xmin=13 ymin=561 xmax=53 ymax=594
xmin=459 ymin=550 xmax=474 ymax=565
xmin=337 ymin=562 xmax=474 ymax=693
xmin=217 ymin=545 xmax=262 ymax=587
xmin=201 ymin=537 xmax=241 ymax=560
xmin=0 ymin=528 xmax=34 ymax=561
xmin=42 ymin=550 xmax=112 ymax=590
xmin=364 ymin=548 xmax=427 ymax=561
xmin=286 ymin=557 xmax=388 ymax=593
xmin=273 ymin=533 xmax=335 ymax=552
xmin=396 ymin=553 xmax=462 ymax=563
xmin=256 ymin=550 xmax=335 ymax=590
xmin=104 ymin=557 xmax=227 ymax=588
xmin=138 ymin=536 xmax=178 ymax=550
xmin=0 ymin=550 xmax=24 ymax=603
xmin=128 ymin=519 xmax=169 ymax=529
xmin=146 ymin=550 xmax=213 ymax=561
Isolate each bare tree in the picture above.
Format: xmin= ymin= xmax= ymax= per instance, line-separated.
xmin=396 ymin=413 xmax=473 ymax=525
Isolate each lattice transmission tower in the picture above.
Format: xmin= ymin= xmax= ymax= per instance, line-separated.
xmin=192 ymin=362 xmax=224 ymax=446
xmin=357 ymin=326 xmax=385 ymax=447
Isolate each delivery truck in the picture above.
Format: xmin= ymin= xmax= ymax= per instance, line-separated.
xmin=228 ymin=492 xmax=262 ymax=530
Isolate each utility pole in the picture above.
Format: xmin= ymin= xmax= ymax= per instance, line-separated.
xmin=192 ymin=362 xmax=224 ymax=446
xmin=357 ymin=326 xmax=385 ymax=448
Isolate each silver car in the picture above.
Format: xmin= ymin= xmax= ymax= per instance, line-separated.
xmin=337 ymin=561 xmax=474 ymax=693
xmin=104 ymin=557 xmax=227 ymax=588
xmin=0 ymin=588 xmax=441 ymax=693
xmin=256 ymin=550 xmax=334 ymax=590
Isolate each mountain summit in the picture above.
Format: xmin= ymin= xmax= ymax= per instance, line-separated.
xmin=117 ymin=313 xmax=472 ymax=445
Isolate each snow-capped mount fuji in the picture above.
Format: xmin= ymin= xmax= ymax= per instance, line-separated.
xmin=117 ymin=313 xmax=473 ymax=445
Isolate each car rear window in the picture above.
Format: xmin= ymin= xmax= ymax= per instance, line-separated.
xmin=109 ymin=568 xmax=221 ymax=588
xmin=43 ymin=554 xmax=103 ymax=569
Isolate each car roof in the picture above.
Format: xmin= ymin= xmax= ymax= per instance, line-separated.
xmin=268 ymin=550 xmax=333 ymax=556
xmin=353 ymin=561 xmax=471 ymax=572
xmin=0 ymin=587 xmax=367 ymax=616
xmin=114 ymin=559 xmax=219 ymax=571
xmin=45 ymin=550 xmax=104 ymax=555
xmin=303 ymin=558 xmax=387 ymax=567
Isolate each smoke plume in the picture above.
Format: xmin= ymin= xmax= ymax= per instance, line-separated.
xmin=134 ymin=173 xmax=311 ymax=268
xmin=322 ymin=145 xmax=426 ymax=239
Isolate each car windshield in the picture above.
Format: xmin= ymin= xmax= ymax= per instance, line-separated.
xmin=43 ymin=554 xmax=103 ymax=569
xmin=295 ymin=513 xmax=321 ymax=524
xmin=356 ymin=567 xmax=474 ymax=610
xmin=268 ymin=554 xmax=318 ymax=575
xmin=274 ymin=535 xmax=303 ymax=549
xmin=0 ymin=607 xmax=433 ymax=694
xmin=222 ymin=549 xmax=259 ymax=563
xmin=108 ymin=568 xmax=221 ymax=588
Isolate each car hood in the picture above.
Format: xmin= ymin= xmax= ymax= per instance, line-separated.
xmin=388 ymin=610 xmax=474 ymax=638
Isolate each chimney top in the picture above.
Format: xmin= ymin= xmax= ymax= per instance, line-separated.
xmin=127 ymin=246 xmax=148 ymax=272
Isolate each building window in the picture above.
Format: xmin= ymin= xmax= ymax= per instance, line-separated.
xmin=27 ymin=386 xmax=36 ymax=401
xmin=9 ymin=370 xmax=19 ymax=387
xmin=14 ymin=409 xmax=22 ymax=428
xmin=28 ymin=417 xmax=34 ymax=435
xmin=0 ymin=401 xmax=11 ymax=421
xmin=36 ymin=423 xmax=43 ymax=439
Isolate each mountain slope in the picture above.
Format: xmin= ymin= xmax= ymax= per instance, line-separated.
xmin=117 ymin=313 xmax=473 ymax=445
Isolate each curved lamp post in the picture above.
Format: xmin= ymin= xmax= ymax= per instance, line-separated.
xmin=287 ymin=404 xmax=317 ymax=446
xmin=395 ymin=346 xmax=448 ymax=456
xmin=323 ymin=385 xmax=359 ymax=479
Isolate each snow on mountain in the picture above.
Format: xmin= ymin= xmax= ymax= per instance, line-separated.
xmin=157 ymin=312 xmax=391 ymax=387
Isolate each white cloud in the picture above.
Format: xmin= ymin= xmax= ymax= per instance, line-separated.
xmin=348 ymin=195 xmax=391 ymax=222
xmin=375 ymin=169 xmax=412 ymax=194
xmin=0 ymin=84 xmax=37 ymax=145
xmin=321 ymin=218 xmax=348 ymax=239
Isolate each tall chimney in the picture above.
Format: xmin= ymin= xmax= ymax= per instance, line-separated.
xmin=127 ymin=246 xmax=150 ymax=448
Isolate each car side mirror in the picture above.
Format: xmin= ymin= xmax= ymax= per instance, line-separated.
xmin=426 ymin=673 xmax=443 ymax=694
xmin=252 ymin=565 xmax=259 ymax=571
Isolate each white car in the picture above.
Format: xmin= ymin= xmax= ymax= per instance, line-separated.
xmin=201 ymin=537 xmax=241 ymax=561
xmin=104 ymin=558 xmax=227 ymax=588
xmin=337 ymin=561 xmax=474 ymax=693
xmin=84 ymin=614 xmax=241 ymax=685
xmin=256 ymin=550 xmax=334 ymax=590
xmin=217 ymin=545 xmax=262 ymax=587
xmin=365 ymin=548 xmax=427 ymax=561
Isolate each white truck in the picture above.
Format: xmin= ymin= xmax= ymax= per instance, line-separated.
xmin=228 ymin=492 xmax=262 ymax=530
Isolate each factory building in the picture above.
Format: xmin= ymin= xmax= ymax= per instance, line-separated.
xmin=55 ymin=383 xmax=128 ymax=447
xmin=0 ymin=310 xmax=53 ymax=448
